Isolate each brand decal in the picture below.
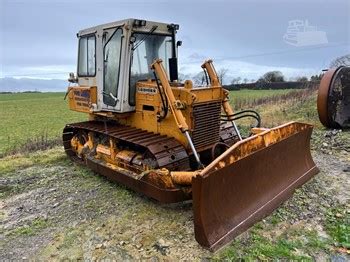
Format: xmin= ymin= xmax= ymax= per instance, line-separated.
xmin=74 ymin=89 xmax=90 ymax=108
xmin=137 ymin=87 xmax=157 ymax=95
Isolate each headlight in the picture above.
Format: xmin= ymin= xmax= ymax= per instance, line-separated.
xmin=134 ymin=19 xmax=146 ymax=27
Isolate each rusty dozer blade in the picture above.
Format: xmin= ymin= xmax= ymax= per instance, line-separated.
xmin=192 ymin=122 xmax=319 ymax=251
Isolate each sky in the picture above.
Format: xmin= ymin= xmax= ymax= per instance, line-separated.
xmin=0 ymin=0 xmax=349 ymax=90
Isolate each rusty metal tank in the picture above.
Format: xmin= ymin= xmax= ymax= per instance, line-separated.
xmin=318 ymin=66 xmax=350 ymax=128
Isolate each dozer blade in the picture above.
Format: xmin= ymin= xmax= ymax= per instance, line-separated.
xmin=192 ymin=122 xmax=319 ymax=251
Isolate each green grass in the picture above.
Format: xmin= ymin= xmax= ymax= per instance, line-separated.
xmin=216 ymin=204 xmax=349 ymax=260
xmin=0 ymin=147 xmax=68 ymax=174
xmin=256 ymin=89 xmax=320 ymax=127
xmin=10 ymin=218 xmax=50 ymax=236
xmin=0 ymin=89 xmax=301 ymax=156
xmin=229 ymin=89 xmax=295 ymax=110
xmin=216 ymin=226 xmax=327 ymax=260
xmin=0 ymin=92 xmax=85 ymax=155
xmin=229 ymin=89 xmax=294 ymax=102
xmin=228 ymin=88 xmax=321 ymax=138
xmin=325 ymin=205 xmax=350 ymax=249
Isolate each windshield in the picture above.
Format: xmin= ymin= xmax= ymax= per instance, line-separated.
xmin=129 ymin=33 xmax=173 ymax=105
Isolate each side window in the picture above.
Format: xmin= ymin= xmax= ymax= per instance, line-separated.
xmin=78 ymin=35 xmax=96 ymax=76
xmin=103 ymin=28 xmax=123 ymax=106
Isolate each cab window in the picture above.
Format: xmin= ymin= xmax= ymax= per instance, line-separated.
xmin=103 ymin=28 xmax=123 ymax=106
xmin=78 ymin=35 xmax=96 ymax=76
xmin=129 ymin=33 xmax=172 ymax=106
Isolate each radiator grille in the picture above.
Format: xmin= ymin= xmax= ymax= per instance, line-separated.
xmin=191 ymin=101 xmax=221 ymax=150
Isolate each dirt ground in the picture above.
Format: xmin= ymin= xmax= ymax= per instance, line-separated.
xmin=0 ymin=131 xmax=349 ymax=260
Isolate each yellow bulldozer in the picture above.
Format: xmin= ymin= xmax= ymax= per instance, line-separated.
xmin=64 ymin=18 xmax=319 ymax=250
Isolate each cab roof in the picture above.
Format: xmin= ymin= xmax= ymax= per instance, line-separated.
xmin=78 ymin=18 xmax=178 ymax=37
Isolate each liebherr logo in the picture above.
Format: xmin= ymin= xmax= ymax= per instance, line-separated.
xmin=137 ymin=87 xmax=158 ymax=94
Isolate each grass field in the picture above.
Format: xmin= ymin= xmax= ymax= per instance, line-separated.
xmin=0 ymin=88 xmax=323 ymax=156
xmin=0 ymin=92 xmax=84 ymax=155
xmin=0 ymin=89 xmax=302 ymax=156
xmin=229 ymin=88 xmax=294 ymax=105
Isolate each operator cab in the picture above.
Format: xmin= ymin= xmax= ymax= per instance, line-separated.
xmin=72 ymin=18 xmax=179 ymax=113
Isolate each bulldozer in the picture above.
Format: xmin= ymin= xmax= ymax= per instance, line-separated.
xmin=63 ymin=18 xmax=319 ymax=251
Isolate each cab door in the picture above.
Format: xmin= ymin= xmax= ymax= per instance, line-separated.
xmin=102 ymin=27 xmax=123 ymax=109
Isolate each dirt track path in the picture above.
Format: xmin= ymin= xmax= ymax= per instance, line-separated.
xmin=0 ymin=147 xmax=349 ymax=260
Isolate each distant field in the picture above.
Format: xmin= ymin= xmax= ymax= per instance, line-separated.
xmin=229 ymin=88 xmax=321 ymax=130
xmin=229 ymin=89 xmax=300 ymax=110
xmin=229 ymin=89 xmax=293 ymax=102
xmin=0 ymin=89 xmax=316 ymax=156
xmin=0 ymin=92 xmax=85 ymax=155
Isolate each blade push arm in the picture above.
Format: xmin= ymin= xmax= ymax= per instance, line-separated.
xmin=151 ymin=59 xmax=189 ymax=132
xmin=201 ymin=60 xmax=234 ymax=120
xmin=202 ymin=60 xmax=242 ymax=140
xmin=151 ymin=59 xmax=203 ymax=168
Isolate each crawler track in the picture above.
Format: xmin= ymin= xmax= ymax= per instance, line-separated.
xmin=62 ymin=121 xmax=191 ymax=203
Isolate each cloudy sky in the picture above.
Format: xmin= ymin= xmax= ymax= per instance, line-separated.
xmin=0 ymin=0 xmax=349 ymax=89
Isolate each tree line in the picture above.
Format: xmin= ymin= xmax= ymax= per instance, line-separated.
xmin=184 ymin=54 xmax=349 ymax=88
